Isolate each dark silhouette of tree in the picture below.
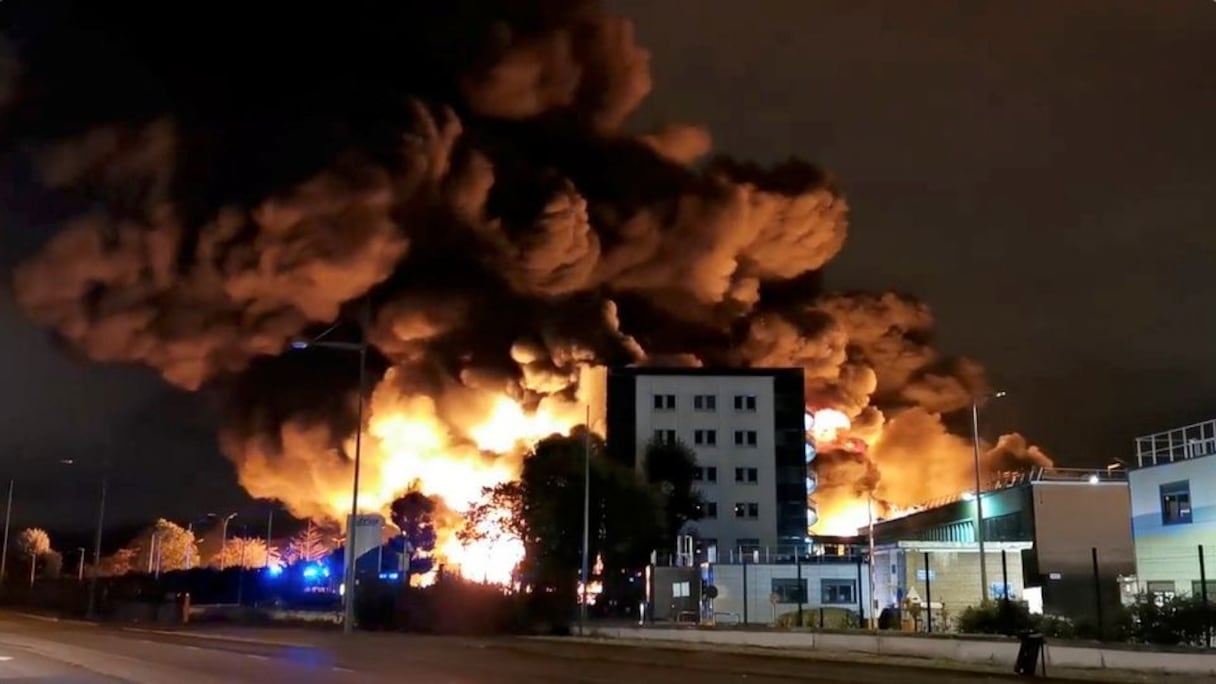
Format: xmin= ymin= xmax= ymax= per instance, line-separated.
xmin=389 ymin=491 xmax=438 ymax=576
xmin=641 ymin=437 xmax=703 ymax=551
xmin=464 ymin=428 xmax=664 ymax=622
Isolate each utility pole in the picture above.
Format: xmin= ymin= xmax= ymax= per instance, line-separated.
xmin=1 ymin=479 xmax=12 ymax=585
xmin=579 ymin=406 xmax=592 ymax=636
xmin=86 ymin=475 xmax=107 ymax=620
xmin=969 ymin=391 xmax=1005 ymax=605
xmin=264 ymin=507 xmax=274 ymax=569
xmin=77 ymin=547 xmax=86 ymax=581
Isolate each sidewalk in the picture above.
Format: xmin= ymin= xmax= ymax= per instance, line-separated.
xmin=545 ymin=634 xmax=1214 ymax=684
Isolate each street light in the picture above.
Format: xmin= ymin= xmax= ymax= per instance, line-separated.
xmin=288 ymin=297 xmax=369 ymax=636
xmin=970 ymin=390 xmax=1007 ymax=605
xmin=216 ymin=512 xmax=238 ymax=569
xmin=76 ymin=546 xmax=86 ymax=582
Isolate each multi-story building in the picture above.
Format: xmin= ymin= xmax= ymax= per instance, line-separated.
xmin=1129 ymin=420 xmax=1216 ymax=600
xmin=606 ymin=367 xmax=807 ymax=556
xmin=868 ymin=467 xmax=1134 ymax=624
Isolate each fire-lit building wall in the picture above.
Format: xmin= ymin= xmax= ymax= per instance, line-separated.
xmin=606 ymin=367 xmax=807 ymax=553
xmin=871 ymin=478 xmax=1132 ymax=623
xmin=1129 ymin=449 xmax=1216 ymax=598
xmin=873 ymin=542 xmax=1030 ymax=625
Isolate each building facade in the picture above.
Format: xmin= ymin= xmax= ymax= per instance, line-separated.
xmin=606 ymin=367 xmax=807 ymax=553
xmin=1130 ymin=420 xmax=1216 ymax=600
xmin=869 ymin=468 xmax=1134 ymax=623
xmin=653 ymin=557 xmax=872 ymax=626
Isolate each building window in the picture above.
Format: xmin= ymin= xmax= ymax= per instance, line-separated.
xmin=653 ymin=429 xmax=676 ymax=444
xmin=1192 ymin=581 xmax=1216 ymax=600
xmin=672 ymin=581 xmax=691 ymax=598
xmin=694 ymin=429 xmax=718 ymax=446
xmin=701 ymin=502 xmax=718 ymax=519
xmin=736 ymin=538 xmax=760 ymax=551
xmin=771 ymin=578 xmax=808 ymax=603
xmin=732 ymin=430 xmax=758 ymax=447
xmin=734 ymin=502 xmax=759 ymax=519
xmin=693 ymin=394 xmax=717 ymax=411
xmin=1146 ymin=581 xmax=1176 ymax=606
xmin=1160 ymin=481 xmax=1193 ymax=525
xmin=733 ymin=395 xmax=757 ymax=411
xmin=734 ymin=467 xmax=758 ymax=483
xmin=653 ymin=394 xmax=676 ymax=411
xmin=821 ymin=579 xmax=857 ymax=605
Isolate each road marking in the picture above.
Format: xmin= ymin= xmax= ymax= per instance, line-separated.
xmin=184 ymin=645 xmax=201 ymax=651
xmin=245 ymin=654 xmax=269 ymax=661
xmin=332 ymin=666 xmax=354 ymax=673
xmin=120 ymin=627 xmax=309 ymax=648
xmin=0 ymin=656 xmax=12 ymax=662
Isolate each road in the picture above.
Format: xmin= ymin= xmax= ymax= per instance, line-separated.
xmin=0 ymin=613 xmax=1053 ymax=683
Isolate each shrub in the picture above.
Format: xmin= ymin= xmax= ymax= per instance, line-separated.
xmin=957 ymin=600 xmax=1035 ymax=635
xmin=1127 ymin=594 xmax=1215 ymax=647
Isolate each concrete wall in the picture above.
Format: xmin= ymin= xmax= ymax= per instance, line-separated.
xmin=708 ymin=561 xmax=870 ymax=625
xmin=1030 ymin=482 xmax=1135 ymax=621
xmin=1128 ymin=455 xmax=1216 ymax=596
xmin=635 ymin=374 xmax=778 ymax=548
xmin=592 ymin=626 xmax=1216 ymax=676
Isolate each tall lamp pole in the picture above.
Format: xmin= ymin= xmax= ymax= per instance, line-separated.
xmin=1 ymin=479 xmax=12 ymax=585
xmin=579 ymin=406 xmax=591 ymax=635
xmin=218 ymin=513 xmax=238 ymax=569
xmin=87 ymin=475 xmax=107 ymax=620
xmin=970 ymin=390 xmax=1006 ymax=605
xmin=290 ymin=297 xmax=369 ymax=636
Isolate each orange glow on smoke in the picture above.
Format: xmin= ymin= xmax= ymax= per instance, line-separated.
xmin=808 ymin=408 xmax=851 ymax=445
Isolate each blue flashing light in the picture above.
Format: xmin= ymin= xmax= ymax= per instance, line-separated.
xmin=378 ymin=571 xmax=400 ymax=581
xmin=321 ymin=565 xmax=330 ymax=578
xmin=302 ymin=565 xmax=320 ymax=580
xmin=267 ymin=565 xmax=284 ymax=578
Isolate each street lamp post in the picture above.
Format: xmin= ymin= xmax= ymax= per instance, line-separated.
xmin=87 ymin=474 xmax=107 ymax=620
xmin=218 ymin=513 xmax=238 ymax=570
xmin=1 ymin=478 xmax=12 ymax=585
xmin=289 ymin=297 xmax=369 ymax=636
xmin=970 ymin=390 xmax=1007 ymax=605
xmin=76 ymin=547 xmax=86 ymax=581
xmin=579 ymin=406 xmax=591 ymax=636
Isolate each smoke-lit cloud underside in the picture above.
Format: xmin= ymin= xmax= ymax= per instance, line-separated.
xmin=2 ymin=1 xmax=1048 ymax=538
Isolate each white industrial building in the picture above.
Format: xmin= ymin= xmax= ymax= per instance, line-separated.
xmin=1130 ymin=420 xmax=1216 ymax=600
xmin=606 ymin=367 xmax=808 ymax=554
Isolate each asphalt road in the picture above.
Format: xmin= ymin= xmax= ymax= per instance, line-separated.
xmin=0 ymin=614 xmax=1045 ymax=683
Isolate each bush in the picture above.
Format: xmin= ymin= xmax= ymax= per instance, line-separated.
xmin=1127 ymin=594 xmax=1215 ymax=647
xmin=957 ymin=600 xmax=1035 ymax=635
xmin=1034 ymin=614 xmax=1076 ymax=639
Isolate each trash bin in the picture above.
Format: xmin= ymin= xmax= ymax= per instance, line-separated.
xmin=1014 ymin=631 xmax=1045 ymax=677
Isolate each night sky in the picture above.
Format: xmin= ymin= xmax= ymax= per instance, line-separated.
xmin=2 ymin=0 xmax=1215 ymax=530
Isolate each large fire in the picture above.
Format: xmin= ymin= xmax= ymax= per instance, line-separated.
xmin=308 ymin=366 xmax=593 ymax=585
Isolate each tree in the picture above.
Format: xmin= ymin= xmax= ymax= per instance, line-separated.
xmin=16 ymin=528 xmax=53 ymax=583
xmin=16 ymin=528 xmax=51 ymax=557
xmin=389 ymin=491 xmax=438 ymax=558
xmin=212 ymin=537 xmax=273 ymax=569
xmin=99 ymin=547 xmax=137 ymax=577
xmin=464 ymin=430 xmax=664 ymax=617
xmin=128 ymin=519 xmax=199 ymax=572
xmin=286 ymin=522 xmax=329 ymax=564
xmin=641 ymin=437 xmax=704 ymax=552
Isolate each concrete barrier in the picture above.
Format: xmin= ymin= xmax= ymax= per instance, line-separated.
xmin=591 ymin=626 xmax=1216 ymax=676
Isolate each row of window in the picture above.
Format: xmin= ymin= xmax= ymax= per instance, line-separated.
xmin=693 ymin=466 xmax=759 ymax=484
xmin=672 ymin=578 xmax=856 ymax=605
xmin=654 ymin=429 xmax=758 ymax=447
xmin=691 ymin=501 xmax=759 ymax=519
xmin=771 ymin=578 xmax=858 ymax=605
xmin=653 ymin=393 xmax=758 ymax=412
xmin=1146 ymin=580 xmax=1216 ymax=598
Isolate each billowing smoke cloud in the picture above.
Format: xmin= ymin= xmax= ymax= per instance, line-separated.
xmin=2 ymin=1 xmax=1047 ymax=538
